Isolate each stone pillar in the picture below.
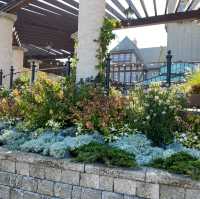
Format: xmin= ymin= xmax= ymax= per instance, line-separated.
xmin=12 ymin=46 xmax=25 ymax=79
xmin=0 ymin=13 xmax=17 ymax=85
xmin=76 ymin=0 xmax=106 ymax=81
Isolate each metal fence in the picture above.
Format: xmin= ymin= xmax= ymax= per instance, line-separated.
xmin=0 ymin=58 xmax=72 ymax=89
xmin=104 ymin=50 xmax=200 ymax=94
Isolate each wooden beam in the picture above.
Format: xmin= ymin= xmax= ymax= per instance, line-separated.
xmin=106 ymin=3 xmax=126 ymax=20
xmin=110 ymin=0 xmax=125 ymax=13
xmin=2 ymin=0 xmax=33 ymax=13
xmin=184 ymin=0 xmax=195 ymax=11
xmin=165 ymin=0 xmax=170 ymax=14
xmin=120 ymin=9 xmax=200 ymax=28
xmin=140 ymin=0 xmax=149 ymax=17
xmin=125 ymin=0 xmax=141 ymax=18
xmin=153 ymin=0 xmax=157 ymax=16
xmin=174 ymin=0 xmax=182 ymax=13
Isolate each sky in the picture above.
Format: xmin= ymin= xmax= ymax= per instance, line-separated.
xmin=110 ymin=25 xmax=167 ymax=50
xmin=108 ymin=0 xmax=168 ymax=50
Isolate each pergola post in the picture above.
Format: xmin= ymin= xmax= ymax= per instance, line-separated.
xmin=0 ymin=12 xmax=17 ymax=86
xmin=76 ymin=0 xmax=106 ymax=81
xmin=12 ymin=46 xmax=25 ymax=79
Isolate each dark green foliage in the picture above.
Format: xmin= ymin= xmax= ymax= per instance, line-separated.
xmin=149 ymin=152 xmax=200 ymax=180
xmin=70 ymin=142 xmax=138 ymax=168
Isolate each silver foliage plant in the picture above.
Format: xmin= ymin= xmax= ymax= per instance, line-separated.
xmin=110 ymin=133 xmax=200 ymax=165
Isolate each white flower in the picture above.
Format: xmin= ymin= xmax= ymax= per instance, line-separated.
xmin=179 ymin=138 xmax=184 ymax=142
xmin=162 ymin=111 xmax=166 ymax=115
xmin=169 ymin=106 xmax=175 ymax=109
xmin=181 ymin=133 xmax=186 ymax=138
xmin=153 ymin=113 xmax=157 ymax=117
xmin=146 ymin=116 xmax=150 ymax=120
xmin=155 ymin=96 xmax=159 ymax=100
xmin=194 ymin=136 xmax=198 ymax=140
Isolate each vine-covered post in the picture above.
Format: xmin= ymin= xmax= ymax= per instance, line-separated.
xmin=9 ymin=66 xmax=14 ymax=89
xmin=31 ymin=61 xmax=36 ymax=84
xmin=166 ymin=50 xmax=172 ymax=87
xmin=0 ymin=69 xmax=3 ymax=86
xmin=105 ymin=53 xmax=111 ymax=96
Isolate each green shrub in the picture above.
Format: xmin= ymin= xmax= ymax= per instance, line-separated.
xmin=70 ymin=142 xmax=138 ymax=168
xmin=182 ymin=71 xmax=200 ymax=93
xmin=126 ymin=85 xmax=185 ymax=146
xmin=176 ymin=114 xmax=200 ymax=150
xmin=15 ymin=73 xmax=76 ymax=129
xmin=149 ymin=152 xmax=200 ymax=180
xmin=72 ymin=86 xmax=129 ymax=141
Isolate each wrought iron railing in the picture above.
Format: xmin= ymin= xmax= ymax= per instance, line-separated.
xmin=0 ymin=59 xmax=71 ymax=89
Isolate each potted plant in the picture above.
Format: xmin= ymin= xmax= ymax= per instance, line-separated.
xmin=188 ymin=84 xmax=200 ymax=108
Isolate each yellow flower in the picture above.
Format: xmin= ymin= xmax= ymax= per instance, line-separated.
xmin=2 ymin=98 xmax=7 ymax=104
xmin=58 ymin=90 xmax=64 ymax=99
xmin=12 ymin=89 xmax=20 ymax=97
xmin=35 ymin=95 xmax=43 ymax=103
xmin=49 ymin=109 xmax=53 ymax=115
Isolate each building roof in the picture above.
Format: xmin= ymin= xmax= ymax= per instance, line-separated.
xmin=111 ymin=36 xmax=144 ymax=62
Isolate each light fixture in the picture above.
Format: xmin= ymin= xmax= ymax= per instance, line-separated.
xmin=124 ymin=6 xmax=135 ymax=21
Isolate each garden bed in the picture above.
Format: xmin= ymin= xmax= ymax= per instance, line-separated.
xmin=0 ymin=147 xmax=199 ymax=199
xmin=0 ymin=73 xmax=200 ymax=198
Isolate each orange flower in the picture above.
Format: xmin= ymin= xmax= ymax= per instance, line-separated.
xmin=85 ymin=121 xmax=94 ymax=130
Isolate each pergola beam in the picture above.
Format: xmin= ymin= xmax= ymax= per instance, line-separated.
xmin=106 ymin=3 xmax=126 ymax=20
xmin=140 ymin=0 xmax=148 ymax=17
xmin=153 ymin=0 xmax=157 ymax=16
xmin=125 ymin=0 xmax=141 ymax=18
xmin=2 ymin=0 xmax=33 ymax=13
xmin=184 ymin=0 xmax=195 ymax=11
xmin=121 ymin=9 xmax=200 ymax=28
xmin=110 ymin=0 xmax=125 ymax=13
xmin=174 ymin=0 xmax=182 ymax=13
xmin=165 ymin=0 xmax=170 ymax=14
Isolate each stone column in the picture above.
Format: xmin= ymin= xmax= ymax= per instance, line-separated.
xmin=76 ymin=0 xmax=106 ymax=81
xmin=12 ymin=46 xmax=25 ymax=74
xmin=0 ymin=12 xmax=17 ymax=85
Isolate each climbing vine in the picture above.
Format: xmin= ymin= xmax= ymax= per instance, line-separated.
xmin=96 ymin=18 xmax=121 ymax=76
xmin=70 ymin=32 xmax=79 ymax=82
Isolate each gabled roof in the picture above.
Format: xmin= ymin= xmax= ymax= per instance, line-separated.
xmin=111 ymin=36 xmax=144 ymax=62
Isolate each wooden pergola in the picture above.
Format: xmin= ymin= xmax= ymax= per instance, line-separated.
xmin=0 ymin=0 xmax=200 ymax=59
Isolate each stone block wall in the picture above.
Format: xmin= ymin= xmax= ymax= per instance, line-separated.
xmin=0 ymin=147 xmax=199 ymax=199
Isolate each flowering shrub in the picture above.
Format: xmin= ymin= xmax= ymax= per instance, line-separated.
xmin=176 ymin=114 xmax=200 ymax=150
xmin=126 ymin=85 xmax=185 ymax=146
xmin=0 ymin=88 xmax=21 ymax=121
xmin=72 ymin=88 xmax=129 ymax=141
xmin=14 ymin=73 xmax=76 ymax=130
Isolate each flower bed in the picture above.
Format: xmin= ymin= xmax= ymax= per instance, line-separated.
xmin=0 ymin=73 xmax=199 ymax=182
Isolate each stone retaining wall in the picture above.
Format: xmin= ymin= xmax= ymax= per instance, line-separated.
xmin=0 ymin=147 xmax=199 ymax=199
